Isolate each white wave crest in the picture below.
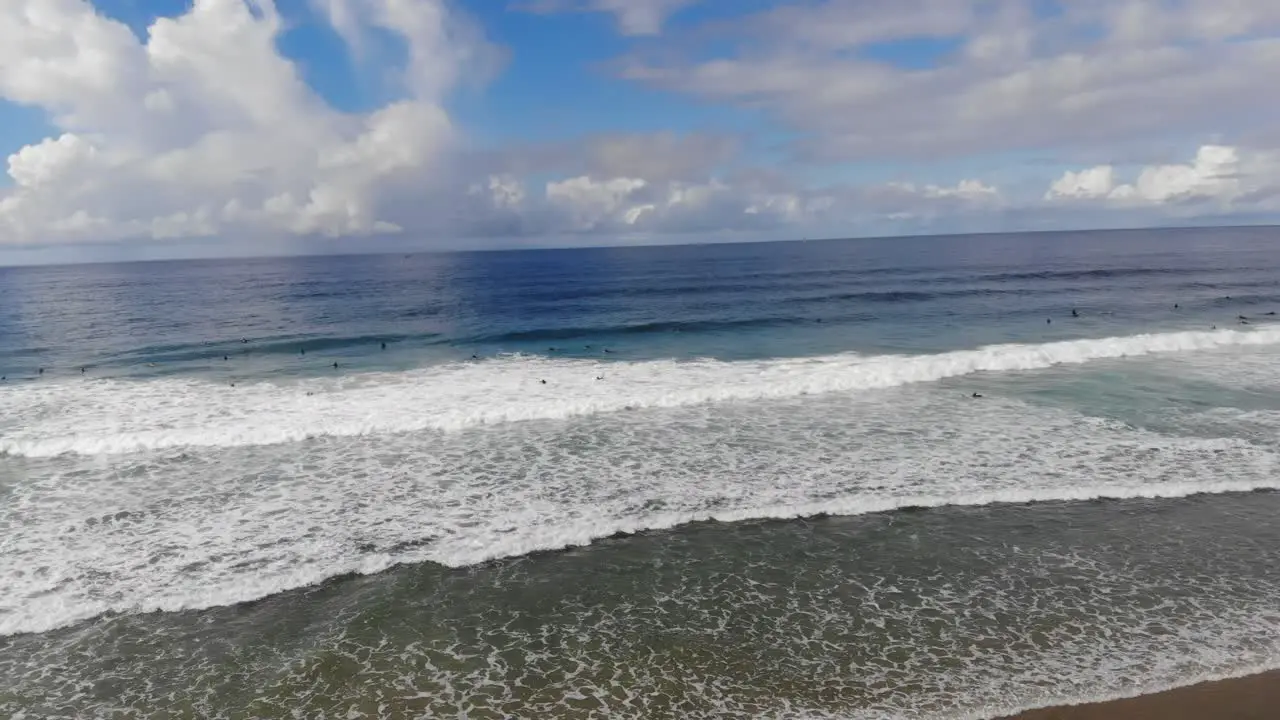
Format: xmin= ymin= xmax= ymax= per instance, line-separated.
xmin=1 ymin=327 xmax=1276 ymax=458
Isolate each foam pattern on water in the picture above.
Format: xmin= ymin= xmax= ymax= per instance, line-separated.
xmin=2 ymin=384 xmax=1276 ymax=637
xmin=1 ymin=327 xmax=1278 ymax=458
xmin=1 ymin=495 xmax=1277 ymax=720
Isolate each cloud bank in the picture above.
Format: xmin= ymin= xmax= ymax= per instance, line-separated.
xmin=622 ymin=0 xmax=1280 ymax=162
xmin=1 ymin=0 xmax=1278 ymax=253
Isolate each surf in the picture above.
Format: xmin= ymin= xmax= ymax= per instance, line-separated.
xmin=2 ymin=326 xmax=1278 ymax=458
xmin=5 ymin=479 xmax=1278 ymax=638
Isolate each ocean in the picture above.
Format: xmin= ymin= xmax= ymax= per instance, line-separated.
xmin=2 ymin=225 xmax=1279 ymax=719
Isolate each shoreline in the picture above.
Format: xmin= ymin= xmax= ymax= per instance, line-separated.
xmin=999 ymin=670 xmax=1280 ymax=720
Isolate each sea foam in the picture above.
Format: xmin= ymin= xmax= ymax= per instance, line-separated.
xmin=1 ymin=326 xmax=1276 ymax=458
xmin=2 ymin=383 xmax=1277 ymax=637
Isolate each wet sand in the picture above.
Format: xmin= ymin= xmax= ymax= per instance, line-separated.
xmin=1002 ymin=670 xmax=1280 ymax=720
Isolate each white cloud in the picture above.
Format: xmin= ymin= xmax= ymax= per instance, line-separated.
xmin=463 ymin=172 xmax=1006 ymax=239
xmin=1046 ymin=144 xmax=1280 ymax=207
xmin=898 ymin=179 xmax=1001 ymax=202
xmin=515 ymin=0 xmax=698 ymax=35
xmin=591 ymin=0 xmax=698 ymax=35
xmin=620 ymin=0 xmax=1280 ymax=162
xmin=1045 ymin=166 xmax=1120 ymax=201
xmin=546 ymin=176 xmax=651 ymax=229
xmin=7 ymin=0 xmax=1265 ymax=254
xmin=1127 ymin=145 xmax=1241 ymax=203
xmin=314 ymin=0 xmax=503 ymax=96
xmin=0 ymin=0 xmax=486 ymax=245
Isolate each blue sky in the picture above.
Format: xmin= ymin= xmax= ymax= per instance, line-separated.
xmin=1 ymin=0 xmax=1278 ymax=261
xmin=0 ymin=0 xmax=780 ymax=154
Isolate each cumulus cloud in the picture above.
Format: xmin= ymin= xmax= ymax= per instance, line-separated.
xmin=460 ymin=171 xmax=1005 ymax=238
xmin=5 ymin=1 xmax=987 ymax=249
xmin=1046 ymin=144 xmax=1280 ymax=209
xmin=619 ymin=0 xmax=1280 ymax=162
xmin=1045 ymin=166 xmax=1121 ymax=201
xmin=0 ymin=0 xmax=486 ymax=245
xmin=452 ymin=132 xmax=1010 ymax=238
xmin=514 ymin=0 xmax=698 ymax=35
xmin=9 ymin=0 xmax=1254 ymax=252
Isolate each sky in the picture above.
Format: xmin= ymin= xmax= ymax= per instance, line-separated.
xmin=2 ymin=0 xmax=1280 ymax=263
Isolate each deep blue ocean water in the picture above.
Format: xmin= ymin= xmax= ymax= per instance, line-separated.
xmin=4 ymin=225 xmax=1278 ymax=380
xmin=2 ymin=226 xmax=1280 ymax=719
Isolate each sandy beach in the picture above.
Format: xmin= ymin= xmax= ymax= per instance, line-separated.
xmin=1003 ymin=671 xmax=1280 ymax=720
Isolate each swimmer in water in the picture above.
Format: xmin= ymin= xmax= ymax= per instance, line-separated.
xmin=381 ymin=342 xmax=387 ymax=350
xmin=971 ymin=392 xmax=983 ymax=398
xmin=1071 ymin=309 xmax=1078 ymax=317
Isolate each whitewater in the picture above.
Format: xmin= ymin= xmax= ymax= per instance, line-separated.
xmin=4 ymin=327 xmax=1280 ymax=637
xmin=2 ymin=326 xmax=1277 ymax=458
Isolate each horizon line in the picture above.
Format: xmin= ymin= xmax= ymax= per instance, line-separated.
xmin=0 ymin=221 xmax=1276 ymax=270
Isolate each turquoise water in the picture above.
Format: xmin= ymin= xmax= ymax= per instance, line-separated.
xmin=2 ymin=226 xmax=1280 ymax=718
